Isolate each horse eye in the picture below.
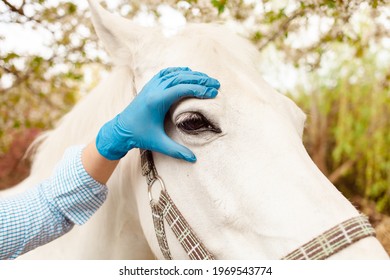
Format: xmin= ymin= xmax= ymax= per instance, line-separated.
xmin=176 ymin=112 xmax=221 ymax=135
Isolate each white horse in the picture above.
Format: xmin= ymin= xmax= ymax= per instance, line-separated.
xmin=3 ymin=0 xmax=388 ymax=259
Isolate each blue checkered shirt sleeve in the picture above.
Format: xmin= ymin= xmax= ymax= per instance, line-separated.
xmin=0 ymin=145 xmax=108 ymax=259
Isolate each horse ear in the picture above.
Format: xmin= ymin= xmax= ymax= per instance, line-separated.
xmin=88 ymin=0 xmax=155 ymax=65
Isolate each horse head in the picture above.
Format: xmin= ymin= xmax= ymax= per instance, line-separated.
xmin=15 ymin=0 xmax=389 ymax=259
xmin=88 ymin=1 xmax=389 ymax=259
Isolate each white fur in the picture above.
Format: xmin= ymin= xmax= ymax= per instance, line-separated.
xmin=4 ymin=0 xmax=388 ymax=259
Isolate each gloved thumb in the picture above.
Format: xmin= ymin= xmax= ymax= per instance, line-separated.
xmin=154 ymin=133 xmax=197 ymax=163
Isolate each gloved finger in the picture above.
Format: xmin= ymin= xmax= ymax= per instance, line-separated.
xmin=158 ymin=69 xmax=212 ymax=84
xmin=164 ymin=73 xmax=220 ymax=89
xmin=180 ymin=70 xmax=219 ymax=79
xmin=160 ymin=84 xmax=219 ymax=109
xmin=158 ymin=67 xmax=191 ymax=78
xmin=152 ymin=133 xmax=197 ymax=162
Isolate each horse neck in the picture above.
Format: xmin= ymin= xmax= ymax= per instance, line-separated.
xmin=66 ymin=149 xmax=154 ymax=259
xmin=27 ymin=67 xmax=134 ymax=176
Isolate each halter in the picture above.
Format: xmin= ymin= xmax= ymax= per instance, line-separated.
xmin=140 ymin=149 xmax=376 ymax=260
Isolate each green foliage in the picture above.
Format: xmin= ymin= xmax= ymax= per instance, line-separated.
xmin=293 ymin=54 xmax=390 ymax=213
xmin=0 ymin=0 xmax=104 ymax=154
xmin=211 ymin=0 xmax=226 ymax=14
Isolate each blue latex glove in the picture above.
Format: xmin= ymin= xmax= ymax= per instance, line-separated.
xmin=96 ymin=67 xmax=220 ymax=162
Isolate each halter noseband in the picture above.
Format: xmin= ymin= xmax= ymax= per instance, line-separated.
xmin=140 ymin=149 xmax=375 ymax=260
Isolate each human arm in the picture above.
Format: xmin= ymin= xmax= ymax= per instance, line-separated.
xmin=0 ymin=146 xmax=108 ymax=259
xmin=82 ymin=142 xmax=119 ymax=185
xmin=0 ymin=67 xmax=220 ymax=259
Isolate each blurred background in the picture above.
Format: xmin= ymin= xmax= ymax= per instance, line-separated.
xmin=0 ymin=0 xmax=389 ymax=252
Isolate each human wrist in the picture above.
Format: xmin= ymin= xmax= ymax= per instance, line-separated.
xmin=82 ymin=142 xmax=119 ymax=184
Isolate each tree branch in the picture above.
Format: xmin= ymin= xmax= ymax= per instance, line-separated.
xmin=258 ymin=9 xmax=305 ymax=51
xmin=1 ymin=0 xmax=41 ymax=23
xmin=329 ymin=159 xmax=356 ymax=184
xmin=1 ymin=0 xmax=24 ymax=15
xmin=0 ymin=65 xmax=32 ymax=93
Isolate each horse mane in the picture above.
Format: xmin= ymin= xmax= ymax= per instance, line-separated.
xmin=28 ymin=66 xmax=134 ymax=180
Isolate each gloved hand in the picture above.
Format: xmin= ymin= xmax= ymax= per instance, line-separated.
xmin=96 ymin=67 xmax=220 ymax=162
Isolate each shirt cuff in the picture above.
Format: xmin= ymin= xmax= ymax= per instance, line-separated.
xmin=41 ymin=145 xmax=108 ymax=225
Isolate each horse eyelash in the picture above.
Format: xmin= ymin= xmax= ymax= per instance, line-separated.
xmin=175 ymin=112 xmax=222 ymax=135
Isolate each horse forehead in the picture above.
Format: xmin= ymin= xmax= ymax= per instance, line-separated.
xmin=137 ymin=24 xmax=301 ymax=123
xmin=166 ymin=28 xmax=275 ymax=100
xmin=217 ymin=76 xmax=306 ymax=139
xmin=159 ymin=25 xmax=260 ymax=72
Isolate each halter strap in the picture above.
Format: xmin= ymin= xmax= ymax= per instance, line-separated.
xmin=282 ymin=215 xmax=375 ymax=260
xmin=141 ymin=149 xmax=215 ymax=260
xmin=140 ymin=149 xmax=375 ymax=260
